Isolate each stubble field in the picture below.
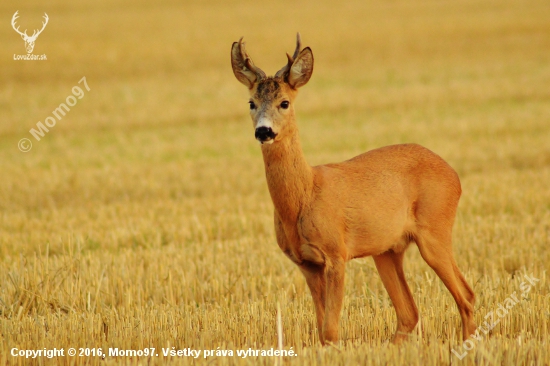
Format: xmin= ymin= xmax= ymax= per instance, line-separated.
xmin=0 ymin=0 xmax=549 ymax=365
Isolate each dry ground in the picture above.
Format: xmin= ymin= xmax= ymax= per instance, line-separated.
xmin=0 ymin=0 xmax=549 ymax=365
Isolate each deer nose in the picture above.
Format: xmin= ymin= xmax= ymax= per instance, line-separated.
xmin=255 ymin=126 xmax=276 ymax=143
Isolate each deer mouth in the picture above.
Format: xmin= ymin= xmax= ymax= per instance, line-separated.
xmin=255 ymin=126 xmax=277 ymax=144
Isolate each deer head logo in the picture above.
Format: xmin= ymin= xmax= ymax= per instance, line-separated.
xmin=11 ymin=11 xmax=49 ymax=54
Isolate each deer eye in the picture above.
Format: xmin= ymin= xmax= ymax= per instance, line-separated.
xmin=249 ymin=101 xmax=256 ymax=110
xmin=280 ymin=101 xmax=289 ymax=109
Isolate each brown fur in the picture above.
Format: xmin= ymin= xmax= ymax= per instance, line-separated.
xmin=231 ymin=35 xmax=476 ymax=345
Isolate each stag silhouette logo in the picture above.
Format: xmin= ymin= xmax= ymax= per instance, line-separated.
xmin=11 ymin=11 xmax=49 ymax=54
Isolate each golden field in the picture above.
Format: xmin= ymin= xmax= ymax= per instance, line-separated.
xmin=0 ymin=0 xmax=549 ymax=364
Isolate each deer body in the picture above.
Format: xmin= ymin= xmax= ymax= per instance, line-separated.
xmin=231 ymin=35 xmax=476 ymax=345
xmin=272 ymin=143 xmax=459 ymax=263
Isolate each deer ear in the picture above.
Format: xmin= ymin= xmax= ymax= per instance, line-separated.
xmin=231 ymin=40 xmax=260 ymax=89
xmin=288 ymin=47 xmax=313 ymax=89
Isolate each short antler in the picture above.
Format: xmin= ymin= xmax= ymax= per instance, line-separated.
xmin=11 ymin=11 xmax=27 ymax=38
xmin=238 ymin=38 xmax=266 ymax=81
xmin=275 ymin=33 xmax=302 ymax=79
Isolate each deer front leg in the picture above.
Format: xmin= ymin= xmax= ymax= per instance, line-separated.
xmin=300 ymin=264 xmax=326 ymax=344
xmin=322 ymin=257 xmax=346 ymax=344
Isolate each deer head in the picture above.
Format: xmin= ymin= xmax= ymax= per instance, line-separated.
xmin=231 ymin=34 xmax=314 ymax=144
xmin=11 ymin=11 xmax=49 ymax=54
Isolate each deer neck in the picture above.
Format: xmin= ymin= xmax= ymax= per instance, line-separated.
xmin=261 ymin=128 xmax=313 ymax=225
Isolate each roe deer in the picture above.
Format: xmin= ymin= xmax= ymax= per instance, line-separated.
xmin=231 ymin=34 xmax=476 ymax=345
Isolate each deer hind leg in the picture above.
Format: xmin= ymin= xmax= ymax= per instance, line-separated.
xmin=373 ymin=250 xmax=419 ymax=344
xmin=299 ymin=264 xmax=326 ymax=344
xmin=416 ymin=228 xmax=476 ymax=341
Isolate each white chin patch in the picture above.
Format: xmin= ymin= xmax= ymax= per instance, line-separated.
xmin=257 ymin=139 xmax=274 ymax=145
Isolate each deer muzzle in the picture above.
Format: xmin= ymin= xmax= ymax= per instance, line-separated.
xmin=255 ymin=126 xmax=277 ymax=144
